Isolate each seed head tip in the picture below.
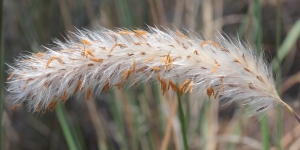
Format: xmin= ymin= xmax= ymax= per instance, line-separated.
xmin=293 ymin=110 xmax=300 ymax=124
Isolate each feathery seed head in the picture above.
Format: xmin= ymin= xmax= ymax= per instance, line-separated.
xmin=6 ymin=27 xmax=299 ymax=123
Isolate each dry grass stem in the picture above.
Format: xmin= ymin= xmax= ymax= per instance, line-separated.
xmin=160 ymin=95 xmax=178 ymax=150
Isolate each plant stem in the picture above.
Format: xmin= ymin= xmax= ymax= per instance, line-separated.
xmin=254 ymin=0 xmax=270 ymax=149
xmin=177 ymin=92 xmax=189 ymax=150
xmin=276 ymin=0 xmax=282 ymax=149
xmin=56 ymin=103 xmax=78 ymax=150
xmin=0 ymin=0 xmax=4 ymax=149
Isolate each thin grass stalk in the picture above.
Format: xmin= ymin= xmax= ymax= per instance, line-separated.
xmin=154 ymin=0 xmax=167 ymax=26
xmin=275 ymin=0 xmax=282 ymax=149
xmin=112 ymin=90 xmax=128 ymax=150
xmin=71 ymin=114 xmax=85 ymax=150
xmin=123 ymin=88 xmax=141 ymax=150
xmin=184 ymin=94 xmax=190 ymax=131
xmin=176 ymin=92 xmax=189 ymax=150
xmin=202 ymin=0 xmax=213 ymax=38
xmin=260 ymin=116 xmax=269 ymax=149
xmin=201 ymin=102 xmax=209 ymax=149
xmin=254 ymin=0 xmax=262 ymax=54
xmin=86 ymin=99 xmax=108 ymax=150
xmin=10 ymin=1 xmax=39 ymax=49
xmin=160 ymin=94 xmax=178 ymax=150
xmin=57 ymin=0 xmax=74 ymax=31
xmin=143 ymin=85 xmax=158 ymax=150
xmin=138 ymin=90 xmax=154 ymax=150
xmin=227 ymin=128 xmax=241 ymax=150
xmin=152 ymin=83 xmax=165 ymax=136
xmin=185 ymin=0 xmax=200 ymax=30
xmin=121 ymin=90 xmax=135 ymax=145
xmin=55 ymin=103 xmax=78 ymax=150
xmin=254 ymin=0 xmax=270 ymax=149
xmin=0 ymin=0 xmax=3 ymax=149
xmin=116 ymin=0 xmax=134 ymax=28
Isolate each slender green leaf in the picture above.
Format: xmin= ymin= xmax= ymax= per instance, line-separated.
xmin=56 ymin=103 xmax=78 ymax=150
xmin=272 ymin=19 xmax=300 ymax=70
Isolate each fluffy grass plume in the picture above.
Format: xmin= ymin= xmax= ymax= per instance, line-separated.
xmin=6 ymin=27 xmax=300 ymax=122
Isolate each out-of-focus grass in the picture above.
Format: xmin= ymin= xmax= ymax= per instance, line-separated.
xmin=272 ymin=20 xmax=300 ymax=70
xmin=55 ymin=103 xmax=78 ymax=150
xmin=275 ymin=0 xmax=282 ymax=149
xmin=0 ymin=0 xmax=4 ymax=149
xmin=2 ymin=0 xmax=300 ymax=149
xmin=254 ymin=0 xmax=270 ymax=150
xmin=176 ymin=92 xmax=188 ymax=150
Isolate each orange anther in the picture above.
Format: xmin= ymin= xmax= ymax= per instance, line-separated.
xmin=81 ymin=39 xmax=92 ymax=45
xmin=23 ymin=78 xmax=34 ymax=91
xmin=144 ymin=57 xmax=154 ymax=63
xmin=18 ymin=71 xmax=27 ymax=79
xmin=133 ymin=60 xmax=136 ymax=72
xmin=37 ymin=102 xmax=41 ymax=112
xmin=180 ymin=79 xmax=190 ymax=94
xmin=46 ymin=56 xmax=65 ymax=68
xmin=212 ymin=61 xmax=220 ymax=73
xmin=47 ymin=100 xmax=58 ymax=112
xmin=157 ymin=73 xmax=167 ymax=95
xmin=114 ymin=81 xmax=124 ymax=89
xmin=7 ymin=70 xmax=16 ymax=81
xmin=117 ymin=30 xmax=133 ymax=35
xmin=133 ymin=30 xmax=148 ymax=35
xmin=42 ymin=81 xmax=48 ymax=90
xmin=33 ymin=52 xmax=46 ymax=58
xmin=214 ymin=90 xmax=219 ymax=99
xmin=9 ymin=104 xmax=21 ymax=111
xmin=109 ymin=43 xmax=118 ymax=54
xmin=121 ymin=68 xmax=131 ymax=79
xmin=168 ymin=80 xmax=179 ymax=91
xmin=86 ymin=88 xmax=92 ymax=100
xmin=61 ymin=91 xmax=69 ymax=104
xmin=200 ymin=40 xmax=222 ymax=49
xmin=86 ymin=49 xmax=95 ymax=57
xmin=60 ymin=49 xmax=75 ymax=53
xmin=207 ymin=87 xmax=214 ymax=99
xmin=74 ymin=79 xmax=82 ymax=94
xmin=103 ymin=82 xmax=110 ymax=92
xmin=175 ymin=30 xmax=188 ymax=39
xmin=151 ymin=67 xmax=161 ymax=71
xmin=90 ymin=57 xmax=103 ymax=62
xmin=136 ymin=66 xmax=148 ymax=73
xmin=134 ymin=42 xmax=143 ymax=45
xmin=185 ymin=81 xmax=193 ymax=93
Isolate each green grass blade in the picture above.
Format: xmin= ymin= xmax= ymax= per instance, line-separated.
xmin=56 ymin=103 xmax=78 ymax=150
xmin=272 ymin=19 xmax=300 ymax=70
xmin=275 ymin=0 xmax=282 ymax=149
xmin=261 ymin=115 xmax=270 ymax=150
xmin=254 ymin=0 xmax=270 ymax=149
xmin=254 ymin=0 xmax=262 ymax=54
xmin=177 ymin=92 xmax=189 ymax=150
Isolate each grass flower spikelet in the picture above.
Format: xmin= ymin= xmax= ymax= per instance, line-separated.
xmin=6 ymin=27 xmax=300 ymax=122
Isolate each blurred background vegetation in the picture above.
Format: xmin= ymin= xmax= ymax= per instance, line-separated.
xmin=1 ymin=0 xmax=300 ymax=149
